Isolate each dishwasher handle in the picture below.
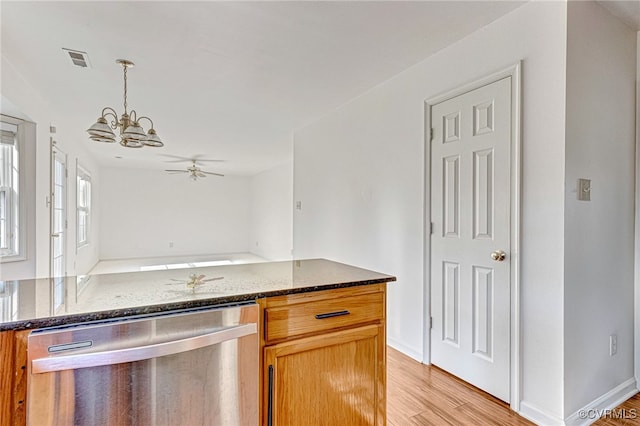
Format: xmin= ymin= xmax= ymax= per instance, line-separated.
xmin=31 ymin=322 xmax=257 ymax=374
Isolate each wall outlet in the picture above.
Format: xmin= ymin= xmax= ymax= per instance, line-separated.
xmin=169 ymin=241 xmax=174 ymax=248
xmin=609 ymin=334 xmax=617 ymax=356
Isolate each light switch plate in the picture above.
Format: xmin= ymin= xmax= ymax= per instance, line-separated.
xmin=577 ymin=178 xmax=591 ymax=201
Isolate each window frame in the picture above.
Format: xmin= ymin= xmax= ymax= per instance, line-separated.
xmin=76 ymin=163 xmax=91 ymax=249
xmin=0 ymin=116 xmax=26 ymax=263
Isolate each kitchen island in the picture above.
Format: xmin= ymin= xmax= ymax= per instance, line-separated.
xmin=0 ymin=259 xmax=395 ymax=425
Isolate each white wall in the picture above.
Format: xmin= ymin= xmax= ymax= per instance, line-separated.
xmin=564 ymin=1 xmax=637 ymax=418
xmin=98 ymin=167 xmax=251 ymax=259
xmin=249 ymin=162 xmax=293 ymax=261
xmin=294 ymin=0 xmax=568 ymax=420
xmin=1 ymin=56 xmax=102 ymax=280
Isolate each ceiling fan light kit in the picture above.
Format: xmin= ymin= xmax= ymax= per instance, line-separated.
xmin=86 ymin=59 xmax=164 ymax=148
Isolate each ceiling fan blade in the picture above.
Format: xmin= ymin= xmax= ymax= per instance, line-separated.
xmin=201 ymin=171 xmax=225 ymax=177
xmin=159 ymin=154 xmax=194 ymax=162
xmin=196 ymin=172 xmax=207 ymax=177
xmin=165 ymin=169 xmax=188 ymax=173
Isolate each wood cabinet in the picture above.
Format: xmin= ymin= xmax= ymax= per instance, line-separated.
xmin=0 ymin=330 xmax=29 ymax=426
xmin=1 ymin=283 xmax=388 ymax=426
xmin=258 ymin=284 xmax=387 ymax=426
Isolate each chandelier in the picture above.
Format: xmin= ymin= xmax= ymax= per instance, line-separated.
xmin=86 ymin=59 xmax=164 ymax=148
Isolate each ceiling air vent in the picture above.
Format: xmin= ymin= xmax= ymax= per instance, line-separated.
xmin=62 ymin=48 xmax=91 ymax=68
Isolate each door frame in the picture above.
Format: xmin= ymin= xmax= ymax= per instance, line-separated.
xmin=423 ymin=62 xmax=522 ymax=410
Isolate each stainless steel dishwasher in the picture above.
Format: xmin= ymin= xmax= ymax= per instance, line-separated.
xmin=26 ymin=303 xmax=258 ymax=426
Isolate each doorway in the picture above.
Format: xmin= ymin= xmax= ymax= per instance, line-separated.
xmin=425 ymin=64 xmax=521 ymax=408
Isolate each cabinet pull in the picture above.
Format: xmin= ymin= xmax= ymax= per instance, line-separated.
xmin=268 ymin=364 xmax=274 ymax=426
xmin=315 ymin=310 xmax=350 ymax=320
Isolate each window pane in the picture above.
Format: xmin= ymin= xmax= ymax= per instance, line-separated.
xmin=78 ymin=210 xmax=87 ymax=243
xmin=0 ymin=191 xmax=6 ymax=249
xmin=0 ymin=281 xmax=19 ymax=322
xmin=78 ymin=180 xmax=86 ymax=206
xmin=76 ymin=169 xmax=91 ymax=247
xmin=54 ymin=187 xmax=63 ymax=209
xmin=53 ymin=277 xmax=64 ymax=311
xmin=0 ymin=144 xmax=9 ymax=187
xmin=53 ymin=209 xmax=63 ymax=233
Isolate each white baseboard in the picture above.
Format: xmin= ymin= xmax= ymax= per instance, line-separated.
xmin=519 ymin=401 xmax=564 ymax=426
xmin=387 ymin=337 xmax=423 ymax=362
xmin=564 ymin=378 xmax=638 ymax=426
xmin=519 ymin=378 xmax=638 ymax=426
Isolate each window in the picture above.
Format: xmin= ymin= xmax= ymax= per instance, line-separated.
xmin=76 ymin=165 xmax=91 ymax=248
xmin=0 ymin=120 xmax=20 ymax=258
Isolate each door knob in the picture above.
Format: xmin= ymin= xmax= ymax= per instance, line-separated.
xmin=491 ymin=250 xmax=506 ymax=262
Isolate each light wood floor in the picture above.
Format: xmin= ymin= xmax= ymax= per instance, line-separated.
xmin=387 ymin=347 xmax=640 ymax=425
xmin=593 ymin=394 xmax=640 ymax=426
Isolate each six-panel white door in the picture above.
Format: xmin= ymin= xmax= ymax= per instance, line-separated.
xmin=430 ymin=77 xmax=511 ymax=402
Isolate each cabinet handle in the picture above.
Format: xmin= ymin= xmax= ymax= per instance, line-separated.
xmin=315 ymin=310 xmax=350 ymax=320
xmin=268 ymin=364 xmax=274 ymax=426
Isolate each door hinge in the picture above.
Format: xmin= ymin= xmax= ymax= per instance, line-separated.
xmin=65 ymin=219 xmax=68 ymax=229
xmin=430 ymin=222 xmax=434 ymax=234
xmin=430 ymin=317 xmax=433 ymax=329
xmin=430 ymin=128 xmax=435 ymax=141
xmin=65 ymin=168 xmax=68 ymax=178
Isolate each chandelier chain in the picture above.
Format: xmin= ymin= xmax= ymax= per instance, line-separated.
xmin=123 ymin=63 xmax=128 ymax=114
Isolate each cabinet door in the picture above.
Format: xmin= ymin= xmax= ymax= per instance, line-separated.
xmin=264 ymin=324 xmax=385 ymax=426
xmin=1 ymin=330 xmax=28 ymax=426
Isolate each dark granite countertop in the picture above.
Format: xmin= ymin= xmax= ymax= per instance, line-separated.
xmin=0 ymin=259 xmax=395 ymax=331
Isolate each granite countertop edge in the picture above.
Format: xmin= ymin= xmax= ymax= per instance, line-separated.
xmin=1 ymin=276 xmax=394 ymax=332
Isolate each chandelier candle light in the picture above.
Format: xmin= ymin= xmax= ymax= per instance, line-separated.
xmin=86 ymin=59 xmax=164 ymax=148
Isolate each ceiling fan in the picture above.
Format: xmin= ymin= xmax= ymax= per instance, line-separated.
xmin=165 ymin=159 xmax=224 ymax=180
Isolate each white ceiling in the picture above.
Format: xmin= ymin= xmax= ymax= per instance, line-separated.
xmin=6 ymin=1 xmax=635 ymax=176
xmin=1 ymin=1 xmax=532 ymax=175
xmin=597 ymin=0 xmax=640 ymax=30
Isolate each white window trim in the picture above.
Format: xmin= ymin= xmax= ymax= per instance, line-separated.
xmin=0 ymin=115 xmax=26 ymax=263
xmin=76 ymin=162 xmax=91 ymax=249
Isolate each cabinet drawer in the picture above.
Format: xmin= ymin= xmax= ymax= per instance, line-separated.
xmin=264 ymin=291 xmax=383 ymax=343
